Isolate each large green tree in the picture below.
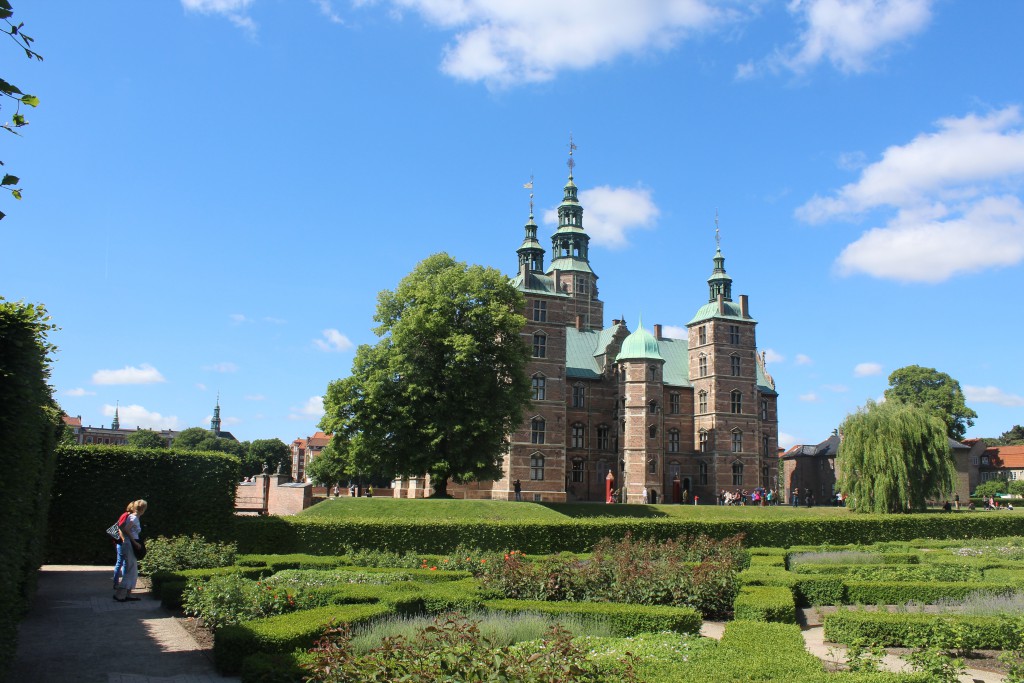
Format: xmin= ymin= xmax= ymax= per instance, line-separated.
xmin=837 ymin=399 xmax=956 ymax=513
xmin=245 ymin=438 xmax=291 ymax=477
xmin=305 ymin=440 xmax=348 ymax=488
xmin=320 ymin=252 xmax=532 ymax=497
xmin=1 ymin=1 xmax=43 ymax=220
xmin=173 ymin=426 xmax=247 ymax=458
xmin=883 ymin=365 xmax=978 ymax=440
xmin=126 ymin=429 xmax=166 ymax=448
xmin=997 ymin=425 xmax=1024 ymax=446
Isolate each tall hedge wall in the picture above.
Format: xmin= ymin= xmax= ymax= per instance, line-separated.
xmin=233 ymin=513 xmax=1024 ymax=555
xmin=0 ymin=299 xmax=63 ymax=680
xmin=47 ymin=445 xmax=240 ymax=564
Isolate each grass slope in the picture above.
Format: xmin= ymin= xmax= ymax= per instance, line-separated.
xmin=300 ymin=498 xmax=854 ymax=522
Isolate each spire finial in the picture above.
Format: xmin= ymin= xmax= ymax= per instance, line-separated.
xmin=715 ymin=209 xmax=720 ymax=250
xmin=523 ymin=175 xmax=534 ymax=218
xmin=567 ymin=133 xmax=577 ymax=178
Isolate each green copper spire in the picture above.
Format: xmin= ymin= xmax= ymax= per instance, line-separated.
xmin=707 ymin=218 xmax=733 ymax=302
xmin=211 ymin=394 xmax=221 ymax=436
xmin=547 ymin=135 xmax=595 ymax=276
xmin=517 ymin=175 xmax=544 ymax=272
xmin=112 ymin=402 xmax=120 ymax=430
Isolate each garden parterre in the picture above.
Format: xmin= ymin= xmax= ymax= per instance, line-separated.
xmin=141 ymin=532 xmax=1024 ymax=681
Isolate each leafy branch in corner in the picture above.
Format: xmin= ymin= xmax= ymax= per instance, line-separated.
xmin=0 ymin=0 xmax=43 ymax=220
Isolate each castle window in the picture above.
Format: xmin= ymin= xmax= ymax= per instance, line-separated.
xmin=575 ymin=276 xmax=589 ymax=295
xmin=649 ymin=400 xmax=658 ymax=414
xmin=731 ymin=390 xmax=742 ymax=414
xmin=732 ymin=461 xmax=744 ymax=486
xmin=699 ymin=461 xmax=708 ymax=485
xmin=698 ymin=390 xmax=708 ymax=414
xmin=571 ymin=459 xmax=584 ymax=483
xmin=531 ymin=418 xmax=545 ymax=444
xmin=648 ymin=459 xmax=658 ymax=474
xmin=699 ymin=429 xmax=709 ymax=453
xmin=732 ymin=430 xmax=743 ymax=453
xmin=698 ymin=326 xmax=707 ymax=345
xmin=649 ymin=365 xmax=658 ymax=380
xmin=597 ymin=425 xmax=610 ymax=450
xmin=730 ymin=355 xmax=740 ymax=377
xmin=763 ymin=465 xmax=770 ymax=486
xmin=761 ymin=398 xmax=768 ymax=420
xmin=533 ymin=300 xmax=547 ymax=322
xmin=699 ymin=354 xmax=708 ymax=377
xmin=668 ymin=429 xmax=680 ymax=453
xmin=669 ymin=461 xmax=681 ymax=480
xmin=763 ymin=435 xmax=770 ymax=457
xmin=533 ymin=332 xmax=547 ymax=358
xmin=572 ymin=384 xmax=585 ymax=408
xmin=729 ymin=325 xmax=740 ymax=344
xmin=530 ymin=454 xmax=545 ymax=481
xmin=571 ymin=423 xmax=585 ymax=449
xmin=649 ymin=425 xmax=657 ymax=439
xmin=531 ymin=375 xmax=546 ymax=401
xmin=669 ymin=393 xmax=680 ymax=414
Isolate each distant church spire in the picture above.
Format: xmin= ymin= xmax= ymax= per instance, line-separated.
xmin=211 ymin=394 xmax=222 ymax=436
xmin=112 ymin=402 xmax=120 ymax=430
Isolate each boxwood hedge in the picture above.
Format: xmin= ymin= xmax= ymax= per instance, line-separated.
xmin=823 ymin=610 xmax=1018 ymax=649
xmin=733 ymin=585 xmax=797 ymax=623
xmin=483 ymin=599 xmax=702 ymax=636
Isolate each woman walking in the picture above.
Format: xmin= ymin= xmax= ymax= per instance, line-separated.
xmin=114 ymin=499 xmax=147 ymax=602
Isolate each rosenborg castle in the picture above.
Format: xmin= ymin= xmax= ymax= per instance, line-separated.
xmin=398 ymin=163 xmax=780 ymax=504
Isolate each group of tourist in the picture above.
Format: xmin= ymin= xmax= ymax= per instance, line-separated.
xmin=718 ymin=488 xmax=780 ymax=506
xmin=111 ymin=498 xmax=147 ymax=602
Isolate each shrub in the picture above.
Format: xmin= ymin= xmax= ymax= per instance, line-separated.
xmin=0 ymin=299 xmax=63 ymax=681
xmin=484 ymin=599 xmax=701 ymax=636
xmin=845 ymin=580 xmax=1018 ymax=605
xmin=823 ymin=610 xmax=1017 ymax=649
xmin=48 ymin=445 xmax=239 ymax=564
xmin=183 ymin=573 xmax=304 ymax=630
xmin=791 ymin=564 xmax=980 ymax=582
xmin=794 ymin=576 xmax=847 ymax=606
xmin=215 ymin=603 xmax=394 ymax=675
xmin=141 ymin=534 xmax=237 ymax=574
xmin=733 ymin=585 xmax=797 ymax=623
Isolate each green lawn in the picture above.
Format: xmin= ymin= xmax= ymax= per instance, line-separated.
xmin=300 ymin=497 xmax=855 ymax=522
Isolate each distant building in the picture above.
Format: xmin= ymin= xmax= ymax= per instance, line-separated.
xmin=62 ymin=398 xmax=234 ymax=447
xmin=291 ymin=431 xmax=330 ymax=482
xmin=975 ymin=443 xmax=1024 ymax=487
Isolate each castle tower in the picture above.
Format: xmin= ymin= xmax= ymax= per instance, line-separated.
xmin=211 ymin=395 xmax=222 ymax=436
xmin=687 ymin=236 xmax=775 ymax=494
xmin=111 ymin=403 xmax=120 ymax=431
xmin=545 ymin=140 xmax=603 ymax=330
xmin=617 ymin=317 xmax=665 ymax=504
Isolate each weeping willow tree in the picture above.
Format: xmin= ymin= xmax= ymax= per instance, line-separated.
xmin=837 ymin=400 xmax=955 ymax=513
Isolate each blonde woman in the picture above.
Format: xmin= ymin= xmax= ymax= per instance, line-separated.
xmin=114 ymin=499 xmax=147 ymax=602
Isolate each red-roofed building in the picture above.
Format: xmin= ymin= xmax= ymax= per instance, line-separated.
xmin=978 ymin=444 xmax=1024 ymax=485
xmin=291 ymin=431 xmax=331 ymax=482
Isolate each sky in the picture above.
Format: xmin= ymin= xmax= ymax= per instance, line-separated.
xmin=3 ymin=0 xmax=1023 ymax=449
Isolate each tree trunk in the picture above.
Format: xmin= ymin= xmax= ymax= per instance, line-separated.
xmin=431 ymin=473 xmax=450 ymax=498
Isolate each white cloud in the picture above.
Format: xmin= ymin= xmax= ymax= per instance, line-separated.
xmin=245 ymin=393 xmax=266 ymax=401
xmin=780 ymin=0 xmax=932 ymax=74
xmin=103 ymin=404 xmax=182 ymax=430
xmin=289 ymin=396 xmax=324 ymax=421
xmin=964 ymin=385 xmax=1024 ymax=407
xmin=834 ymin=195 xmax=1024 ymax=282
xmin=797 ymin=107 xmax=1024 ymax=283
xmin=207 ymin=413 xmax=243 ymax=427
xmin=543 ymin=185 xmax=659 ymax=248
xmin=778 ymin=432 xmax=798 ymax=449
xmin=854 ymin=362 xmax=883 ymax=377
xmin=92 ymin=364 xmax=166 ymax=385
xmin=823 ymin=384 xmax=849 ymax=393
xmin=661 ymin=325 xmax=687 ymax=340
xmin=181 ymin=0 xmax=256 ymax=31
xmin=314 ymin=329 xmax=354 ymax=352
xmin=313 ymin=0 xmax=343 ymax=23
xmin=196 ymin=383 xmax=208 ymax=391
xmin=387 ymin=0 xmax=729 ymax=87
xmin=795 ymin=354 xmax=813 ymax=365
xmin=799 ymin=392 xmax=820 ymax=402
xmin=229 ymin=313 xmax=248 ymax=323
xmin=763 ymin=349 xmax=784 ymax=363
xmin=263 ymin=316 xmax=287 ymax=325
xmin=204 ymin=361 xmax=239 ymax=373
xmin=65 ymin=387 xmax=96 ymax=396
xmin=837 ymin=151 xmax=867 ymax=171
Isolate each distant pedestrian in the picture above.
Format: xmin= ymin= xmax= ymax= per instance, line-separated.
xmin=114 ymin=499 xmax=147 ymax=602
xmin=513 ymin=479 xmax=522 ymax=502
xmin=641 ymin=486 xmax=648 ymax=503
xmin=366 ymin=485 xmax=374 ymax=498
xmin=954 ymin=494 xmax=960 ymax=511
xmin=792 ymin=487 xmax=800 ymax=507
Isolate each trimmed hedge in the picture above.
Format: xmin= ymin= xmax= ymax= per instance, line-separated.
xmin=791 ymin=564 xmax=981 ymax=582
xmin=795 ymin=576 xmax=847 ymax=607
xmin=844 ymin=580 xmax=1020 ymax=605
xmin=214 ymin=603 xmax=394 ymax=675
xmin=48 ymin=445 xmax=240 ymax=564
xmin=0 ymin=299 xmax=63 ymax=681
xmin=733 ymin=585 xmax=797 ymax=623
xmin=483 ymin=599 xmax=702 ymax=636
xmin=231 ymin=514 xmax=1024 ymax=554
xmin=824 ymin=610 xmax=1018 ymax=649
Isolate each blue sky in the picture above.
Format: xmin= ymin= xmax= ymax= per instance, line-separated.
xmin=3 ymin=0 xmax=1022 ymax=448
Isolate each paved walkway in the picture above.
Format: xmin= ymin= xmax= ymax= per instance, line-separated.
xmin=10 ymin=565 xmax=239 ymax=683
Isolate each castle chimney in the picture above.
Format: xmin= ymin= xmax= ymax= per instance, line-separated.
xmin=654 ymin=324 xmax=662 ymax=340
xmin=717 ymin=292 xmax=725 ymax=315
xmin=740 ymin=295 xmax=749 ymax=318
xmin=575 ymin=315 xmax=583 ymax=330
